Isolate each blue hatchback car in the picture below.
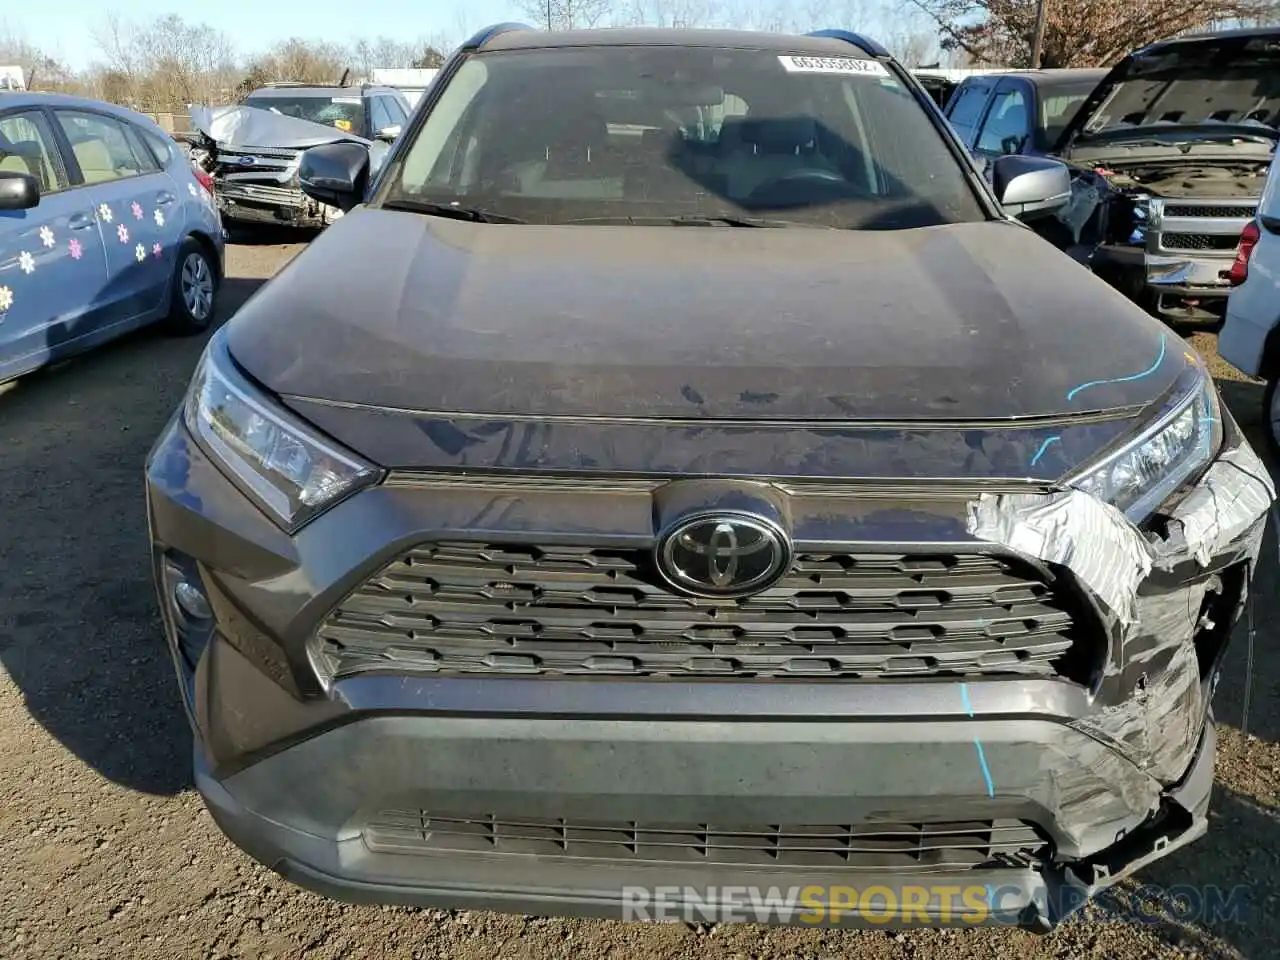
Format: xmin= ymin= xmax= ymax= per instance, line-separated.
xmin=0 ymin=92 xmax=225 ymax=384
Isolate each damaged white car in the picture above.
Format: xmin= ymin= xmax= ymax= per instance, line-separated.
xmin=1045 ymin=28 xmax=1278 ymax=325
xmin=190 ymin=83 xmax=403 ymax=230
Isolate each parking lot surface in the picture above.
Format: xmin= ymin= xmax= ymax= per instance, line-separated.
xmin=1 ymin=238 xmax=1278 ymax=960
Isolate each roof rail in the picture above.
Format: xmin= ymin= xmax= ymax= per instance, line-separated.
xmin=806 ymin=29 xmax=890 ymax=59
xmin=256 ymin=81 xmax=311 ymax=88
xmin=463 ymin=22 xmax=534 ymax=51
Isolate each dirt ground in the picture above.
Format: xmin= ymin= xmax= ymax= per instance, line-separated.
xmin=0 ymin=238 xmax=1278 ymax=960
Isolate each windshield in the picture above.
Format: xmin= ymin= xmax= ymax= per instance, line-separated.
xmin=385 ymin=45 xmax=986 ymax=229
xmin=246 ymin=95 xmax=364 ymax=132
xmin=1036 ymin=81 xmax=1099 ymax=150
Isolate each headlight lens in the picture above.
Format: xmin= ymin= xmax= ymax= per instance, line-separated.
xmin=183 ymin=336 xmax=381 ymax=531
xmin=1070 ymin=370 xmax=1222 ymax=521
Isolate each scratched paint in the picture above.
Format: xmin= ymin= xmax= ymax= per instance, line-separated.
xmin=1066 ymin=332 xmax=1168 ymax=403
xmin=960 ymin=683 xmax=996 ymax=799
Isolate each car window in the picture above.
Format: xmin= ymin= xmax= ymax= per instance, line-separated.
xmin=0 ymin=109 xmax=66 ymax=193
xmin=122 ymin=124 xmax=161 ymax=173
xmin=246 ymin=95 xmax=363 ymax=133
xmin=370 ymin=96 xmax=396 ymax=132
xmin=975 ymin=87 xmax=1029 ymax=155
xmin=389 ymin=46 xmax=987 ymax=230
xmin=385 ymin=96 xmax=409 ymax=125
xmin=55 ymin=111 xmax=156 ymax=184
xmin=1035 ymin=82 xmax=1100 ymax=151
xmin=139 ymin=127 xmax=174 ymax=167
xmin=945 ymin=83 xmax=992 ymax=145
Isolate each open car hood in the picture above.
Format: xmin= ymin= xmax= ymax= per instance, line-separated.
xmin=189 ymin=104 xmax=371 ymax=150
xmin=1054 ymin=29 xmax=1280 ymax=156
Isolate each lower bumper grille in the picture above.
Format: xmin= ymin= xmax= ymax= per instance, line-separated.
xmin=1159 ymin=232 xmax=1240 ymax=253
xmin=313 ymin=542 xmax=1087 ymax=682
xmin=363 ymin=811 xmax=1049 ymax=870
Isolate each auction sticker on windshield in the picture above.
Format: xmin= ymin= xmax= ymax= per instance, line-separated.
xmin=778 ymin=55 xmax=889 ymax=76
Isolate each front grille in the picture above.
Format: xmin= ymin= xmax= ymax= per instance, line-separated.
xmin=1163 ymin=203 xmax=1256 ymax=219
xmin=363 ymin=811 xmax=1048 ymax=870
xmin=313 ymin=542 xmax=1086 ymax=682
xmin=1159 ymin=232 xmax=1241 ymax=252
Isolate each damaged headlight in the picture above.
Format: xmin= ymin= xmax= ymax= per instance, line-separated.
xmin=183 ymin=333 xmax=381 ymax=531
xmin=1070 ymin=368 xmax=1222 ymax=522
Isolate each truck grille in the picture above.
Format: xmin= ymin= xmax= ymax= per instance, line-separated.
xmin=313 ymin=542 xmax=1086 ymax=682
xmin=1163 ymin=203 xmax=1256 ymax=219
xmin=213 ymin=147 xmax=300 ymax=180
xmin=1159 ymin=232 xmax=1241 ymax=252
xmin=363 ymin=811 xmax=1048 ymax=870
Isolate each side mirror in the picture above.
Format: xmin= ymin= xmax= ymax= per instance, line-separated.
xmin=0 ymin=171 xmax=40 ymax=211
xmin=992 ymin=154 xmax=1071 ymax=221
xmin=375 ymin=124 xmax=402 ymax=143
xmin=298 ymin=142 xmax=370 ymax=212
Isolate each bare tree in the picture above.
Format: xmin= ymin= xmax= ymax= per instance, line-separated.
xmin=517 ymin=0 xmax=614 ymax=29
xmin=624 ymin=0 xmax=724 ymax=26
xmin=92 ymin=13 xmax=237 ymax=110
xmin=883 ymin=28 xmax=938 ymax=66
xmin=905 ymin=0 xmax=1274 ymax=67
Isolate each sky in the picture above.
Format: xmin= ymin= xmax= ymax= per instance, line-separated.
xmin=3 ymin=0 xmax=918 ymax=72
xmin=2 ymin=0 xmax=531 ymax=70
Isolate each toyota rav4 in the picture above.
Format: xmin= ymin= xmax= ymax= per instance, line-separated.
xmin=145 ymin=24 xmax=1274 ymax=930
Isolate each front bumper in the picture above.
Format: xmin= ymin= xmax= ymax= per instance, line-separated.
xmin=1094 ymin=246 xmax=1234 ymax=322
xmin=145 ymin=411 xmax=1270 ymax=929
xmin=214 ymin=181 xmax=334 ymax=229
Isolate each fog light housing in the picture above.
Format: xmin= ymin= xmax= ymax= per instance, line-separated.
xmin=174 ymin=578 xmax=212 ymax=621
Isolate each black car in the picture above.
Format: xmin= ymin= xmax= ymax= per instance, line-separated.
xmin=146 ymin=24 xmax=1273 ymax=930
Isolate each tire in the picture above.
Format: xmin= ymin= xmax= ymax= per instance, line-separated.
xmin=1262 ymin=375 xmax=1280 ymax=463
xmin=166 ymin=238 xmax=218 ymax=335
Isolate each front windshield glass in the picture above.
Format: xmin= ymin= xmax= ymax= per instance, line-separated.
xmin=246 ymin=95 xmax=364 ymax=132
xmin=386 ymin=45 xmax=986 ymax=228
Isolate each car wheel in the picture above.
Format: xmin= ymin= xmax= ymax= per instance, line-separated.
xmin=1263 ymin=376 xmax=1280 ymax=463
xmin=166 ymin=239 xmax=218 ymax=335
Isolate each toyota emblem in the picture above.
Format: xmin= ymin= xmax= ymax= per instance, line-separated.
xmin=656 ymin=513 xmax=791 ymax=598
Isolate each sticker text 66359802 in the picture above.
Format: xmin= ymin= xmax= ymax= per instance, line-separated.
xmin=777 ymin=55 xmax=890 ymax=77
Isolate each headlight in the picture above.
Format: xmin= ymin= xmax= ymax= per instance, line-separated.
xmin=1070 ymin=368 xmax=1222 ymax=521
xmin=183 ymin=334 xmax=381 ymax=531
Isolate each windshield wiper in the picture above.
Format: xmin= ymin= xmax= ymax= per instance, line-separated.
xmin=382 ymin=199 xmax=526 ymax=224
xmin=566 ymin=214 xmax=804 ymax=227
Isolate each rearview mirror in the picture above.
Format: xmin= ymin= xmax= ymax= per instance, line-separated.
xmin=991 ymin=154 xmax=1071 ymax=221
xmin=298 ymin=142 xmax=370 ymax=212
xmin=375 ymin=124 xmax=402 ymax=143
xmin=0 ymin=170 xmax=40 ymax=211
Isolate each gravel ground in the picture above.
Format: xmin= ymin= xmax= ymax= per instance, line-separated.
xmin=0 ymin=238 xmax=1278 ymax=960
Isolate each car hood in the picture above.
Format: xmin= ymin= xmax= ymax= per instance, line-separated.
xmin=1054 ymin=31 xmax=1280 ymax=157
xmin=190 ymin=104 xmax=371 ymax=150
xmin=228 ymin=208 xmax=1180 ymax=428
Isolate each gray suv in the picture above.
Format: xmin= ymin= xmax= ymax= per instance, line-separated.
xmin=146 ymin=24 xmax=1273 ymax=930
xmin=193 ymin=81 xmax=410 ymax=229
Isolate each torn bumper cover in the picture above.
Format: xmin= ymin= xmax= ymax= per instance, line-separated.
xmin=188 ymin=105 xmax=373 ymax=229
xmin=146 ymin=410 xmax=1273 ymax=929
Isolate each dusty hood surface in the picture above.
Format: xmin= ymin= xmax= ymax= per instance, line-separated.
xmin=1055 ymin=30 xmax=1280 ymax=157
xmin=226 ymin=208 xmax=1183 ymax=423
xmin=190 ymin=104 xmax=370 ymax=149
